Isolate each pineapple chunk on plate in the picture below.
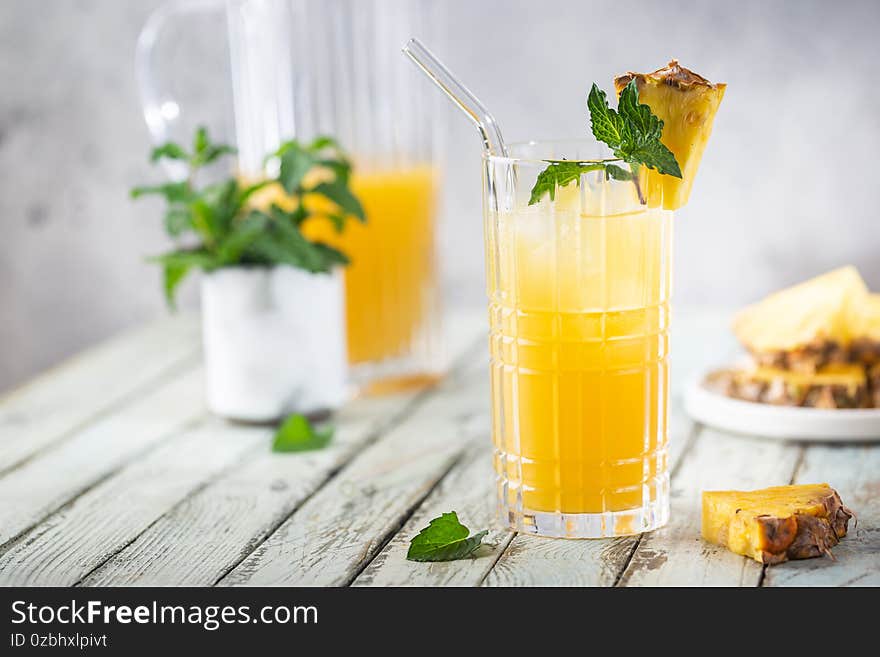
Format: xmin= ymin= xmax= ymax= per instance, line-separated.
xmin=733 ymin=266 xmax=869 ymax=357
xmin=685 ymin=266 xmax=880 ymax=440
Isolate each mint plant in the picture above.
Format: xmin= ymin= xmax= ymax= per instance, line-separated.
xmin=132 ymin=127 xmax=365 ymax=308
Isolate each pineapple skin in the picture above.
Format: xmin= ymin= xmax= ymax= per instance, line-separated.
xmin=705 ymin=364 xmax=870 ymax=408
xmin=702 ymin=484 xmax=853 ymax=564
xmin=870 ymin=363 xmax=880 ymax=407
xmin=614 ymin=60 xmax=725 ymax=210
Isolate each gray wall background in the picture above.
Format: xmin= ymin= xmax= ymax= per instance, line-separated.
xmin=2 ymin=0 xmax=879 ymax=392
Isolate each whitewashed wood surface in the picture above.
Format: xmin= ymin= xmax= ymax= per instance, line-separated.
xmin=0 ymin=309 xmax=875 ymax=587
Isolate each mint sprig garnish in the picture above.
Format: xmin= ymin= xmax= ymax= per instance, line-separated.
xmin=528 ymin=161 xmax=605 ymax=205
xmin=272 ymin=414 xmax=334 ymax=453
xmin=590 ymin=80 xmax=681 ymax=178
xmin=406 ymin=511 xmax=488 ymax=562
xmin=528 ymin=160 xmax=635 ymax=205
xmin=528 ymin=79 xmax=681 ymax=205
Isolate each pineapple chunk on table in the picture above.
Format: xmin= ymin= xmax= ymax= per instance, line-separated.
xmin=702 ymin=484 xmax=853 ymax=564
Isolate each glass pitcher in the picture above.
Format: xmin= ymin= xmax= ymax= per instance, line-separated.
xmin=137 ymin=0 xmax=446 ymax=394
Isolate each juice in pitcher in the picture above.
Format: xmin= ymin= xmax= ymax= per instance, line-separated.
xmin=248 ymin=163 xmax=442 ymax=394
xmin=304 ymin=165 xmax=442 ymax=391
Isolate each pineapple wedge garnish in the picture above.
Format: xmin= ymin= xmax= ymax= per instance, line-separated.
xmin=615 ymin=61 xmax=725 ymax=210
xmin=702 ymin=484 xmax=853 ymax=564
xmin=733 ymin=266 xmax=869 ymax=357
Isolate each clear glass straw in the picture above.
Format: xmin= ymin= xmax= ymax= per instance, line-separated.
xmin=402 ymin=38 xmax=508 ymax=157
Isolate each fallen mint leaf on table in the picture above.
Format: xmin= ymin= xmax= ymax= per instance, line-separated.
xmin=272 ymin=414 xmax=334 ymax=453
xmin=406 ymin=511 xmax=488 ymax=562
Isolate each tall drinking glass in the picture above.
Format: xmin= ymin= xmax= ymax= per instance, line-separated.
xmin=484 ymin=141 xmax=672 ymax=538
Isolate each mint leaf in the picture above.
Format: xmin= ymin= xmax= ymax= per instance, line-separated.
xmin=627 ymin=139 xmax=681 ymax=178
xmin=150 ymin=250 xmax=217 ymax=309
xmin=528 ymin=161 xmax=605 ymax=205
xmin=162 ymin=262 xmax=188 ymax=310
xmin=150 ymin=249 xmax=217 ymax=270
xmin=616 ymin=79 xmax=662 ymax=141
xmin=216 ymin=211 xmax=268 ymax=265
xmin=528 ymin=161 xmax=633 ymax=207
xmin=310 ymin=241 xmax=350 ymax=268
xmin=272 ymin=414 xmax=333 ymax=453
xmin=587 ymin=83 xmax=626 ymax=149
xmin=406 ymin=512 xmax=489 ymax=562
xmin=150 ymin=142 xmax=189 ymax=163
xmin=317 ymin=159 xmax=352 ymax=184
xmin=272 ymin=216 xmax=336 ymax=272
xmin=280 ymin=203 xmax=310 ymax=228
xmin=164 ymin=205 xmax=191 ymax=236
xmin=190 ymin=126 xmax=236 ymax=166
xmin=313 ymin=180 xmax=365 ymax=222
xmin=193 ymin=126 xmax=210 ymax=157
xmin=200 ymin=180 xmax=240 ymax=234
xmin=130 ymin=181 xmax=191 ymax=203
xmin=190 ymin=198 xmax=219 ymax=245
xmin=325 ymin=212 xmax=348 ymax=233
xmin=278 ymin=143 xmax=316 ymax=194
xmin=308 ymin=137 xmax=352 ymax=181
xmin=199 ymin=144 xmax=237 ymax=166
xmin=247 ymin=209 xmax=345 ymax=273
xmin=308 ymin=135 xmax=343 ymax=152
xmin=249 ymin=232 xmax=317 ymax=272
xmin=604 ymin=163 xmax=633 ymax=181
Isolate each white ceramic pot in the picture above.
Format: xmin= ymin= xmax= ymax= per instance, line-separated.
xmin=201 ymin=266 xmax=348 ymax=421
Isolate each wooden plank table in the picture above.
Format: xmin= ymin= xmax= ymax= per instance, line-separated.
xmin=0 ymin=309 xmax=875 ymax=587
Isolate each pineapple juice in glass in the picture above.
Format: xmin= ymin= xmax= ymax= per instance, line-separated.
xmin=485 ymin=142 xmax=672 ymax=538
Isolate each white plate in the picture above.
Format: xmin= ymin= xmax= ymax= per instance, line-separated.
xmin=684 ymin=371 xmax=880 ymax=442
